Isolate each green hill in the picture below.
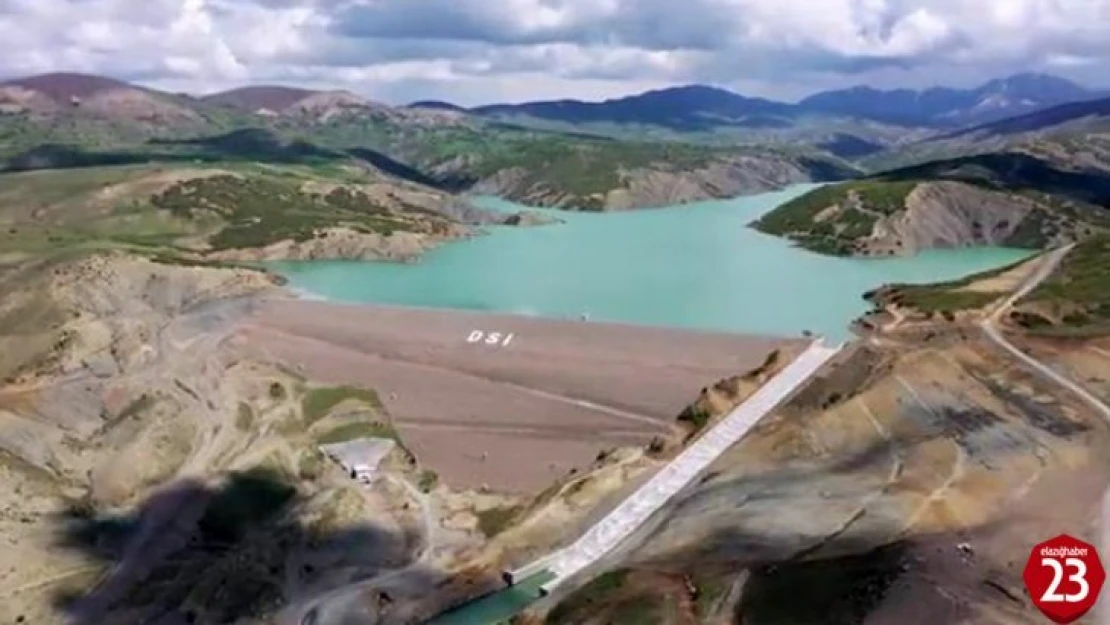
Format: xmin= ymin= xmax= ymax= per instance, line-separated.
xmin=0 ymin=74 xmax=857 ymax=212
xmin=752 ymin=153 xmax=1110 ymax=257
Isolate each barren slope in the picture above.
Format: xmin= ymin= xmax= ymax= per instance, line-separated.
xmin=538 ymin=338 xmax=1109 ymax=624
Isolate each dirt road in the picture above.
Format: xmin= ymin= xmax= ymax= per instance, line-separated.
xmin=979 ymin=244 xmax=1110 ymax=624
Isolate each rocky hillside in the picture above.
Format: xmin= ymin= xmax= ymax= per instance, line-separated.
xmin=0 ymin=72 xmax=200 ymax=123
xmin=203 ymin=85 xmax=464 ymax=127
xmin=0 ymin=72 xmax=857 ymax=211
xmin=937 ymin=96 xmax=1110 ymax=142
xmin=0 ymin=161 xmax=493 ymax=381
xmin=856 ymin=110 xmax=1110 ymax=176
xmin=854 ymin=234 xmax=1110 ymax=337
xmin=0 ymin=72 xmax=240 ymax=145
xmin=0 ymin=251 xmax=455 ymax=624
xmin=0 ymin=157 xmax=557 ymax=624
xmin=753 ymin=153 xmax=1110 ymax=256
xmin=201 ymin=85 xmax=315 ymax=111
xmin=144 ymin=172 xmax=476 ymax=260
xmin=1009 ymin=233 xmax=1110 ymax=335
xmin=448 ymin=141 xmax=856 ymax=210
xmin=536 ymin=330 xmax=1110 ymax=624
xmin=0 ymin=162 xmax=553 ymax=274
xmin=0 ymin=157 xmax=559 ymax=621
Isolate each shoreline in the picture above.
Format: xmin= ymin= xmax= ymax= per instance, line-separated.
xmin=465 ymin=180 xmax=827 ymax=213
xmin=272 ymin=284 xmax=808 ymax=342
xmin=259 ymin=187 xmax=1035 ymax=345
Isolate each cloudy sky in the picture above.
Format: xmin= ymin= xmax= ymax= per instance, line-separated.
xmin=0 ymin=0 xmax=1108 ymax=105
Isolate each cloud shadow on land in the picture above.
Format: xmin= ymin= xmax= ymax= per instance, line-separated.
xmin=724 ymin=513 xmax=1032 ymax=625
xmin=49 ymin=467 xmax=489 ymax=625
xmin=735 ymin=539 xmax=914 ymax=625
xmin=548 ymin=518 xmax=1017 ymax=625
xmin=0 ymin=130 xmax=456 ymax=193
xmin=877 ymin=151 xmax=1110 ymax=206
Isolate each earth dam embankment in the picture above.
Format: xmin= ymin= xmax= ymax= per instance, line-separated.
xmin=232 ymin=297 xmax=805 ymax=493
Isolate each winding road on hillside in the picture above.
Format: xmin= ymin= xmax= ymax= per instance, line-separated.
xmin=977 ymin=243 xmax=1110 ymax=625
xmin=59 ymin=296 xmax=260 ymax=625
xmin=979 ymin=244 xmax=1109 ymax=421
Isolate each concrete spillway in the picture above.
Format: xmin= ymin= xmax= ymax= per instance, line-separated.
xmin=539 ymin=338 xmax=843 ymax=591
xmin=431 ymin=338 xmax=842 ymax=624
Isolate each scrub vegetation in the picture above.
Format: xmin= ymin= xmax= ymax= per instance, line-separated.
xmin=236 ymin=403 xmax=255 ymax=431
xmin=417 ymin=469 xmax=439 ymax=493
xmin=300 ymin=385 xmax=383 ymax=425
xmin=151 ymin=174 xmax=432 ymax=250
xmin=753 ymin=180 xmax=918 ymax=255
xmin=0 ymin=163 xmax=453 ymax=267
xmin=862 ymin=258 xmax=1029 ymax=314
xmin=1021 ymin=233 xmax=1110 ymax=334
xmin=884 ymin=289 xmax=1002 ymax=314
xmin=315 ymin=421 xmax=400 ymax=446
xmin=547 ymin=569 xmax=669 ymax=625
xmin=475 ymin=504 xmax=523 ymax=538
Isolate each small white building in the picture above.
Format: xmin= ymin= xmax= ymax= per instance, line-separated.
xmin=319 ymin=438 xmax=396 ymax=485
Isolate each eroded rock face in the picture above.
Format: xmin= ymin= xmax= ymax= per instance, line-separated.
xmin=468 ymin=168 xmax=584 ymax=209
xmin=610 ymin=157 xmax=816 ymax=210
xmin=467 ymin=154 xmax=828 ymax=211
xmin=75 ymin=87 xmax=203 ymax=126
xmin=0 ymin=252 xmax=402 ymax=624
xmin=0 ymin=254 xmax=283 ymax=586
xmin=872 ymin=181 xmax=1035 ymax=254
xmin=431 ymin=198 xmax=511 ymax=224
xmin=0 ymin=85 xmax=58 ymax=114
xmin=763 ymin=178 xmax=1096 ymax=258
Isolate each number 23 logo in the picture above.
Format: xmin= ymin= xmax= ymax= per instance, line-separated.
xmin=1041 ymin=557 xmax=1090 ymax=603
xmin=1024 ymin=535 xmax=1105 ymax=623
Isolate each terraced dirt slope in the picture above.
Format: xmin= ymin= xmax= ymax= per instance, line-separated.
xmin=539 ymin=334 xmax=1110 ymax=624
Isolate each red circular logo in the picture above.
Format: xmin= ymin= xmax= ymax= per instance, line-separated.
xmin=1023 ymin=534 xmax=1106 ymax=623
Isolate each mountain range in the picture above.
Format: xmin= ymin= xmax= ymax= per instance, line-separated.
xmin=410 ymin=72 xmax=1110 ymax=133
xmin=0 ymin=72 xmax=859 ymax=211
xmin=2 ymin=70 xmax=1110 ymax=207
xmin=3 ymin=71 xmax=1106 ymax=137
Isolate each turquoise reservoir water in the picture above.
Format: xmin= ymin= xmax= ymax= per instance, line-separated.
xmin=271 ymin=186 xmax=1033 ymax=341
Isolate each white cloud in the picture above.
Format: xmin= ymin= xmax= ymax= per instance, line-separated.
xmin=0 ymin=0 xmax=1108 ymax=105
